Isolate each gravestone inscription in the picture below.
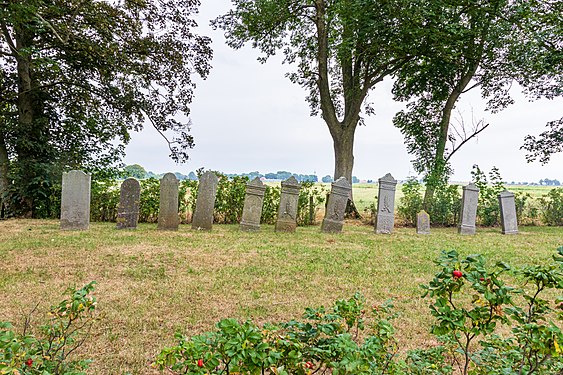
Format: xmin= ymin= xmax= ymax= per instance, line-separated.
xmin=275 ymin=176 xmax=301 ymax=232
xmin=321 ymin=177 xmax=351 ymax=233
xmin=157 ymin=173 xmax=179 ymax=231
xmin=116 ymin=178 xmax=141 ymax=230
xmin=458 ymin=183 xmax=479 ymax=235
xmin=240 ymin=177 xmax=267 ymax=231
xmin=499 ymin=190 xmax=518 ymax=235
xmin=417 ymin=210 xmax=430 ymax=235
xmin=375 ymin=173 xmax=397 ymax=234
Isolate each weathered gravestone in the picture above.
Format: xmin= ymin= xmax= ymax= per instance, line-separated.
xmin=192 ymin=171 xmax=219 ymax=231
xmin=499 ymin=190 xmax=518 ymax=235
xmin=275 ymin=176 xmax=301 ymax=232
xmin=116 ymin=178 xmax=141 ymax=230
xmin=458 ymin=183 xmax=479 ymax=235
xmin=375 ymin=173 xmax=397 ymax=234
xmin=240 ymin=177 xmax=267 ymax=232
xmin=417 ymin=210 xmax=430 ymax=235
xmin=321 ymin=177 xmax=351 ymax=233
xmin=60 ymin=170 xmax=91 ymax=230
xmin=157 ymin=173 xmax=179 ymax=231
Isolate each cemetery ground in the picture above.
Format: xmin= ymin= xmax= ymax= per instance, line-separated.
xmin=1 ymin=220 xmax=562 ymax=374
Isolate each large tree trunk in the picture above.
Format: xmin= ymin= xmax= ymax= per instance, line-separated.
xmin=332 ymin=125 xmax=355 ymax=183
xmin=0 ymin=131 xmax=10 ymax=218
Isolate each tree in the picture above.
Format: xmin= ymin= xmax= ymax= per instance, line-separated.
xmin=0 ymin=0 xmax=212 ymax=217
xmin=123 ymin=164 xmax=147 ymax=180
xmin=393 ymin=0 xmax=512 ymax=209
xmin=213 ymin=0 xmax=433 ymax=187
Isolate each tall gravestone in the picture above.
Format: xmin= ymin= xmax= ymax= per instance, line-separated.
xmin=321 ymin=177 xmax=351 ymax=233
xmin=458 ymin=183 xmax=479 ymax=235
xmin=275 ymin=176 xmax=301 ymax=232
xmin=157 ymin=173 xmax=179 ymax=231
xmin=116 ymin=178 xmax=141 ymax=230
xmin=417 ymin=210 xmax=430 ymax=235
xmin=499 ymin=190 xmax=518 ymax=235
xmin=240 ymin=177 xmax=267 ymax=232
xmin=375 ymin=173 xmax=397 ymax=234
xmin=60 ymin=170 xmax=91 ymax=230
xmin=192 ymin=171 xmax=219 ymax=231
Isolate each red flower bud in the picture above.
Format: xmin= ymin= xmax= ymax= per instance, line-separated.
xmin=197 ymin=359 xmax=204 ymax=368
xmin=479 ymin=277 xmax=485 ymax=281
xmin=452 ymin=270 xmax=463 ymax=279
xmin=305 ymin=361 xmax=314 ymax=369
xmin=25 ymin=358 xmax=33 ymax=367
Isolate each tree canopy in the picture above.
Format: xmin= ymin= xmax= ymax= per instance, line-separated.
xmin=0 ymin=0 xmax=212 ymax=217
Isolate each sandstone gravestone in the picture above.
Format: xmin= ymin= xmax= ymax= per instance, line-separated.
xmin=321 ymin=177 xmax=351 ymax=233
xmin=240 ymin=177 xmax=267 ymax=231
xmin=375 ymin=173 xmax=397 ymax=234
xmin=499 ymin=190 xmax=518 ymax=235
xmin=60 ymin=170 xmax=91 ymax=230
xmin=275 ymin=176 xmax=301 ymax=232
xmin=192 ymin=171 xmax=219 ymax=231
xmin=417 ymin=210 xmax=430 ymax=235
xmin=458 ymin=183 xmax=479 ymax=235
xmin=157 ymin=173 xmax=179 ymax=231
xmin=116 ymin=178 xmax=141 ymax=230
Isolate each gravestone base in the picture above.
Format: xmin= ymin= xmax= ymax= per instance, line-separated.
xmin=502 ymin=228 xmax=519 ymax=235
xmin=321 ymin=218 xmax=343 ymax=233
xmin=458 ymin=224 xmax=476 ymax=235
xmin=275 ymin=219 xmax=297 ymax=233
xmin=240 ymin=221 xmax=261 ymax=232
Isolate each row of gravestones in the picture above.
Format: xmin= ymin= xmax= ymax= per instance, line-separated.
xmin=59 ymin=170 xmax=519 ymax=235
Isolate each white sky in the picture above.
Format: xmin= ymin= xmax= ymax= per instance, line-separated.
xmin=123 ymin=1 xmax=563 ymax=183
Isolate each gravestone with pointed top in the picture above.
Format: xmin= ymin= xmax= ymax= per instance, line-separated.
xmin=116 ymin=178 xmax=141 ymax=230
xmin=321 ymin=177 xmax=351 ymax=233
xmin=458 ymin=183 xmax=479 ymax=235
xmin=375 ymin=173 xmax=397 ymax=234
xmin=157 ymin=173 xmax=179 ymax=231
xmin=275 ymin=176 xmax=301 ymax=232
xmin=417 ymin=210 xmax=431 ymax=235
xmin=499 ymin=190 xmax=518 ymax=235
xmin=240 ymin=177 xmax=267 ymax=231
xmin=60 ymin=170 xmax=91 ymax=230
xmin=192 ymin=171 xmax=219 ymax=231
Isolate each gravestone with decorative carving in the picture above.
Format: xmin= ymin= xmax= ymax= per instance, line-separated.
xmin=321 ymin=177 xmax=351 ymax=233
xmin=157 ymin=173 xmax=179 ymax=231
xmin=375 ymin=173 xmax=397 ymax=234
xmin=192 ymin=171 xmax=219 ymax=231
xmin=499 ymin=190 xmax=518 ymax=235
xmin=116 ymin=178 xmax=141 ymax=230
xmin=417 ymin=210 xmax=430 ymax=235
xmin=458 ymin=183 xmax=479 ymax=235
xmin=240 ymin=177 xmax=267 ymax=231
xmin=60 ymin=170 xmax=91 ymax=230
xmin=275 ymin=176 xmax=301 ymax=232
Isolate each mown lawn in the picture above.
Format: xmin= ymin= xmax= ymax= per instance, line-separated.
xmin=0 ymin=219 xmax=561 ymax=374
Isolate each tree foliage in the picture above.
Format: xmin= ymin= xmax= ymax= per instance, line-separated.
xmin=0 ymin=0 xmax=212 ymax=217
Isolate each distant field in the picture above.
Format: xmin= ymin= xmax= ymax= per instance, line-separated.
xmin=1 ymin=220 xmax=562 ymax=374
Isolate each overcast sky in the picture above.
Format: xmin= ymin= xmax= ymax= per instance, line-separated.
xmin=123 ymin=1 xmax=563 ymax=183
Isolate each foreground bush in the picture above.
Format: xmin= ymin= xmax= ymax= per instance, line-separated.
xmin=0 ymin=282 xmax=98 ymax=374
xmin=156 ymin=248 xmax=563 ymax=374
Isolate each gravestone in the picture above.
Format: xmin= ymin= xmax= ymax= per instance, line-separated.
xmin=60 ymin=170 xmax=91 ymax=230
xmin=192 ymin=171 xmax=219 ymax=231
xmin=240 ymin=177 xmax=267 ymax=231
xmin=458 ymin=183 xmax=479 ymax=235
xmin=375 ymin=173 xmax=397 ymax=234
xmin=417 ymin=210 xmax=430 ymax=235
xmin=499 ymin=190 xmax=518 ymax=235
xmin=275 ymin=176 xmax=301 ymax=232
xmin=321 ymin=177 xmax=351 ymax=233
xmin=157 ymin=173 xmax=179 ymax=231
xmin=116 ymin=178 xmax=141 ymax=230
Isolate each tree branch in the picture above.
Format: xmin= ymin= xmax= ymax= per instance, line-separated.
xmin=0 ymin=21 xmax=18 ymax=54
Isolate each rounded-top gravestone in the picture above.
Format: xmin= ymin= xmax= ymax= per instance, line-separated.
xmin=157 ymin=173 xmax=179 ymax=231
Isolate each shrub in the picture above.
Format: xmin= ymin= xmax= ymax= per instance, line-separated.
xmin=296 ymin=181 xmax=327 ymax=226
xmin=214 ymin=174 xmax=248 ymax=224
xmin=539 ymin=188 xmax=563 ymax=226
xmin=139 ymin=177 xmax=161 ymax=223
xmin=0 ymin=282 xmax=98 ymax=374
xmin=90 ymin=179 xmax=120 ymax=222
xmin=397 ymin=177 xmax=423 ymax=226
xmin=428 ymin=184 xmax=461 ymax=226
xmin=471 ymin=165 xmax=505 ymax=226
xmin=261 ymin=185 xmax=280 ymax=225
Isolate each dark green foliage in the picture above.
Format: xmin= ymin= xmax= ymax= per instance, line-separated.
xmin=397 ymin=178 xmax=423 ymax=226
xmin=539 ymin=188 xmax=563 ymax=226
xmin=214 ymin=175 xmax=248 ymax=224
xmin=471 ymin=165 xmax=505 ymax=226
xmin=260 ymin=185 xmax=280 ymax=225
xmin=90 ymin=179 xmax=120 ymax=222
xmin=138 ymin=178 xmax=161 ymax=223
xmin=296 ymin=181 xmax=327 ymax=226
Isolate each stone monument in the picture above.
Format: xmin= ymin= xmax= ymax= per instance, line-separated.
xmin=192 ymin=171 xmax=219 ymax=230
xmin=275 ymin=176 xmax=301 ymax=232
xmin=499 ymin=190 xmax=518 ymax=235
xmin=321 ymin=177 xmax=351 ymax=233
xmin=458 ymin=183 xmax=479 ymax=235
xmin=417 ymin=210 xmax=430 ymax=235
xmin=157 ymin=173 xmax=179 ymax=231
xmin=240 ymin=177 xmax=267 ymax=231
xmin=116 ymin=178 xmax=141 ymax=230
xmin=375 ymin=173 xmax=397 ymax=234
xmin=60 ymin=170 xmax=91 ymax=230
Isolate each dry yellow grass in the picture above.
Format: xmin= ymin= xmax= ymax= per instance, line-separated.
xmin=0 ymin=219 xmax=561 ymax=373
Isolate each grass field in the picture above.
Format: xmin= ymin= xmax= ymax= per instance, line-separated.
xmin=1 ymin=219 xmax=562 ymax=373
